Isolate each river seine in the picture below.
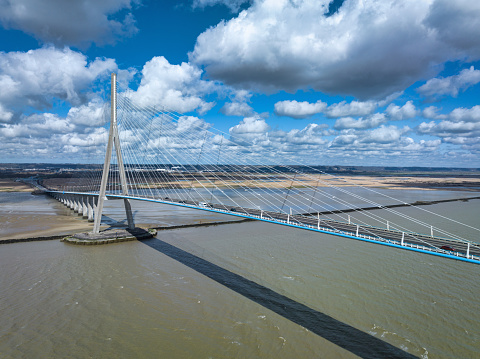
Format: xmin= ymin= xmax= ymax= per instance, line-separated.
xmin=0 ymin=190 xmax=479 ymax=358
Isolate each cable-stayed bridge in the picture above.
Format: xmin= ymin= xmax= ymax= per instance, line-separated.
xmin=41 ymin=74 xmax=480 ymax=264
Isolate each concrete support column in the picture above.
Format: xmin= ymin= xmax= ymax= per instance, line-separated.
xmin=77 ymin=196 xmax=84 ymax=216
xmin=87 ymin=196 xmax=94 ymax=222
xmin=73 ymin=196 xmax=79 ymax=213
xmin=82 ymin=196 xmax=88 ymax=218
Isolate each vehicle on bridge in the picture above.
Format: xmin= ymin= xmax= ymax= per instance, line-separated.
xmin=440 ymin=245 xmax=457 ymax=252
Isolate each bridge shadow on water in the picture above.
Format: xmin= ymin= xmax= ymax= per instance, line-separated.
xmin=141 ymin=237 xmax=417 ymax=359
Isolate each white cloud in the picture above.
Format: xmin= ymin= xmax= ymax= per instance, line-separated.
xmin=190 ymin=0 xmax=480 ymax=99
xmin=0 ymin=113 xmax=75 ymax=139
xmin=327 ymin=126 xmax=436 ymax=165
xmin=176 ymin=115 xmax=212 ymax=133
xmin=362 ymin=125 xmax=410 ymax=144
xmin=0 ymin=99 xmax=112 ymax=162
xmin=230 ymin=116 xmax=270 ymax=135
xmin=422 ymin=106 xmax=447 ymax=120
xmin=275 ymin=123 xmax=329 ymax=146
xmin=441 ymin=136 xmax=480 ymax=146
xmin=220 ymin=101 xmax=254 ymax=116
xmin=60 ymin=128 xmax=109 ymax=148
xmin=329 ymin=133 xmax=357 ymax=147
xmin=67 ymin=98 xmax=108 ymax=127
xmin=417 ymin=66 xmax=480 ymax=99
xmin=417 ymin=120 xmax=480 ymax=136
xmin=127 ymin=56 xmax=215 ymax=114
xmin=324 ymin=100 xmax=377 ymax=118
xmin=274 ymin=100 xmax=326 ymax=119
xmin=274 ymin=98 xmax=377 ymax=119
xmin=0 ymin=103 xmax=13 ymax=123
xmin=416 ymin=104 xmax=480 ymax=144
xmin=193 ymin=0 xmax=252 ymax=12
xmin=386 ymin=101 xmax=417 ymax=121
xmin=449 ymin=105 xmax=480 ymax=123
xmin=227 ymin=118 xmax=331 ymax=155
xmin=0 ymin=46 xmax=119 ymax=118
xmin=0 ymin=0 xmax=138 ymax=47
xmin=334 ymin=113 xmax=386 ymax=130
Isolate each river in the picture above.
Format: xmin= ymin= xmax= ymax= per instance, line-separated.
xmin=0 ymin=190 xmax=479 ymax=358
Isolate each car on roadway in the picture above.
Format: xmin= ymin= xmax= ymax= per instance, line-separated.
xmin=440 ymin=245 xmax=456 ymax=252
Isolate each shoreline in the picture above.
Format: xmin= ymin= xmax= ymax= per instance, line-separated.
xmin=0 ymin=218 xmax=254 ymax=245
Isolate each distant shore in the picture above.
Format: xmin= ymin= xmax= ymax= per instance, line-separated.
xmin=41 ymin=174 xmax=480 ymax=192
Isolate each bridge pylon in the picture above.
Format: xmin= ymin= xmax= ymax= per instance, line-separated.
xmin=93 ymin=73 xmax=135 ymax=233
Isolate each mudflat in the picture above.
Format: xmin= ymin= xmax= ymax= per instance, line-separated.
xmin=0 ymin=179 xmax=33 ymax=192
xmin=0 ymin=212 xmax=93 ymax=241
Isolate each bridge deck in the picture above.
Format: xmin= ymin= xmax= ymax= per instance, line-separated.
xmin=47 ymin=191 xmax=480 ymax=264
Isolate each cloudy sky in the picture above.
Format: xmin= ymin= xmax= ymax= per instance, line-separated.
xmin=1 ymin=0 xmax=480 ymax=167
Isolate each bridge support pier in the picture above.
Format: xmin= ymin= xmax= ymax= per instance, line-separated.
xmin=87 ymin=196 xmax=94 ymax=222
xmin=77 ymin=196 xmax=83 ymax=216
xmin=82 ymin=196 xmax=88 ymax=218
xmin=48 ymin=193 xmax=99 ymax=224
xmin=74 ymin=196 xmax=80 ymax=213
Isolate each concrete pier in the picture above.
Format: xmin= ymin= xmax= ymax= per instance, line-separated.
xmin=87 ymin=196 xmax=94 ymax=222
xmin=50 ymin=193 xmax=98 ymax=223
xmin=62 ymin=227 xmax=156 ymax=245
xmin=73 ymin=196 xmax=79 ymax=213
xmin=82 ymin=197 xmax=88 ymax=218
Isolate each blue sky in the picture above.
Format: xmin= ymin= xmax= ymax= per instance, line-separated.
xmin=1 ymin=0 xmax=480 ymax=167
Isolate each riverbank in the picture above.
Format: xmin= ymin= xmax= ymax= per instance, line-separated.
xmin=0 ymin=218 xmax=254 ymax=244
